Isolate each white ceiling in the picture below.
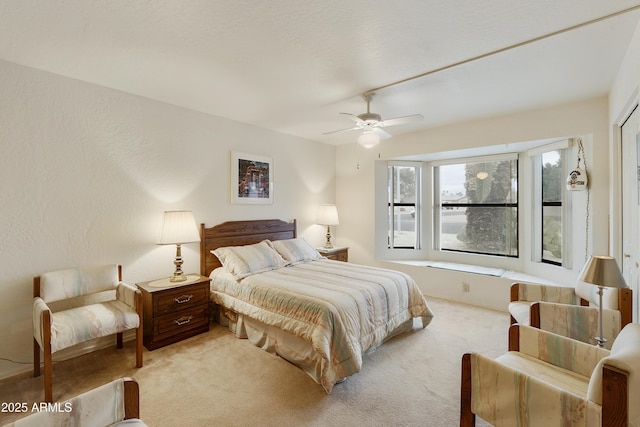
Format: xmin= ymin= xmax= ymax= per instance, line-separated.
xmin=1 ymin=1 xmax=639 ymax=145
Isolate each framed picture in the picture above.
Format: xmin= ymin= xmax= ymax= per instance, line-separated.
xmin=231 ymin=151 xmax=273 ymax=204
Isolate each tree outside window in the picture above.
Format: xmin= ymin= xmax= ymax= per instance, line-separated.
xmin=542 ymin=150 xmax=562 ymax=265
xmin=437 ymin=158 xmax=518 ymax=257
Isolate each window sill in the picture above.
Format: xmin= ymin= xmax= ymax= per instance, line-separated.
xmin=387 ymin=260 xmax=560 ymax=285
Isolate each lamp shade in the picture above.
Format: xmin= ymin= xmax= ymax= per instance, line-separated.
xmin=578 ymin=255 xmax=627 ymax=289
xmin=358 ymin=130 xmax=380 ymax=148
xmin=316 ymin=204 xmax=340 ymax=226
xmin=158 ymin=211 xmax=201 ymax=244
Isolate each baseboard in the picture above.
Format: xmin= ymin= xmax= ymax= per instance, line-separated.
xmin=0 ymin=330 xmax=137 ymax=383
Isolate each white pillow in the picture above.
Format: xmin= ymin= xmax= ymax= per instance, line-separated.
xmin=212 ymin=240 xmax=287 ymax=279
xmin=271 ymin=238 xmax=321 ymax=264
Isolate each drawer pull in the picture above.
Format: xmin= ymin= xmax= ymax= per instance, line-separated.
xmin=174 ymin=295 xmax=193 ymax=304
xmin=174 ymin=316 xmax=194 ymax=326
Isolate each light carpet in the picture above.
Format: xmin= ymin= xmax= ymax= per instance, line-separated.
xmin=0 ymin=298 xmax=507 ymax=426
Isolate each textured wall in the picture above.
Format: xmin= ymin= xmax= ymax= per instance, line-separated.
xmin=0 ymin=60 xmax=336 ymax=379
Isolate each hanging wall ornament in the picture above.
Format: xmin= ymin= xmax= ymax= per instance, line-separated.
xmin=567 ymin=139 xmax=589 ymax=191
xmin=566 ymin=167 xmax=588 ymax=191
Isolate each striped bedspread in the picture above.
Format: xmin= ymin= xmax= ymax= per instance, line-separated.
xmin=210 ymin=259 xmax=434 ymax=392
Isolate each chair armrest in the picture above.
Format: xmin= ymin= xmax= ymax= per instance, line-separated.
xmin=511 ymin=324 xmax=609 ymax=377
xmin=510 ymin=282 xmax=578 ymax=304
xmin=586 ymin=323 xmax=640 ymax=423
xmin=116 ymin=282 xmax=141 ymax=310
xmin=32 ymin=297 xmax=51 ymax=347
xmin=462 ymin=351 xmax=590 ymax=425
xmin=123 ymin=377 xmax=141 ymax=420
xmin=535 ymin=302 xmax=622 ymax=348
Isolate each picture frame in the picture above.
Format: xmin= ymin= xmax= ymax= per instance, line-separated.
xmin=230 ymin=151 xmax=273 ymax=204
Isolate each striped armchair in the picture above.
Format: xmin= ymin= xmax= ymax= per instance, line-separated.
xmin=33 ymin=265 xmax=143 ymax=402
xmin=509 ymin=282 xmax=632 ymax=349
xmin=3 ymin=378 xmax=146 ymax=427
xmin=461 ymin=323 xmax=640 ymax=426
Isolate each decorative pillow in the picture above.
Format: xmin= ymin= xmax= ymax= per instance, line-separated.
xmin=212 ymin=240 xmax=287 ymax=279
xmin=271 ymin=238 xmax=322 ymax=264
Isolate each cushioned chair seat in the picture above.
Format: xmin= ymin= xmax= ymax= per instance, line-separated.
xmin=496 ymin=352 xmax=590 ymax=397
xmin=49 ymin=301 xmax=140 ymax=353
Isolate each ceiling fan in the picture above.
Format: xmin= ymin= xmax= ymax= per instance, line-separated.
xmin=324 ymin=93 xmax=424 ymax=148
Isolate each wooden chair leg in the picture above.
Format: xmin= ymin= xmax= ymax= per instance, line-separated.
xmin=33 ymin=338 xmax=40 ymax=377
xmin=460 ymin=353 xmax=475 ymax=427
xmin=135 ymin=290 xmax=143 ymax=368
xmin=136 ymin=326 xmax=143 ymax=368
xmin=117 ymin=332 xmax=124 ymax=349
xmin=42 ymin=310 xmax=53 ymax=403
xmin=44 ymin=348 xmax=53 ymax=403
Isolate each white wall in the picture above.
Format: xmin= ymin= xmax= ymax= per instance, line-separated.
xmin=0 ymin=59 xmax=336 ymax=380
xmin=608 ymin=19 xmax=640 ymax=323
xmin=609 ymin=19 xmax=640 ymax=259
xmin=336 ymin=97 xmax=611 ymax=311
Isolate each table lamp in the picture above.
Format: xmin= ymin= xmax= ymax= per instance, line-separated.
xmin=316 ymin=204 xmax=340 ymax=249
xmin=158 ymin=210 xmax=201 ymax=282
xmin=578 ymin=255 xmax=628 ymax=348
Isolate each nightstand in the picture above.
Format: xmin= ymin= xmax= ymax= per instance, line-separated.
xmin=136 ymin=274 xmax=211 ymax=350
xmin=317 ymin=246 xmax=349 ymax=262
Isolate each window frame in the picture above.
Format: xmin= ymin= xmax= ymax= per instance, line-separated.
xmin=432 ymin=153 xmax=519 ymax=258
xmin=528 ymin=140 xmax=572 ymax=268
xmin=387 ymin=162 xmax=422 ymax=250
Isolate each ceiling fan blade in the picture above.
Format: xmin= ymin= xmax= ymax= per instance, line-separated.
xmin=340 ymin=112 xmax=364 ymax=124
xmin=380 ymin=114 xmax=424 ymax=127
xmin=322 ymin=126 xmax=361 ymax=135
xmin=372 ymin=127 xmax=392 ymax=139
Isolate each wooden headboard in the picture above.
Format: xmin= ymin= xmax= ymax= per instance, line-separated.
xmin=200 ymin=219 xmax=297 ymax=277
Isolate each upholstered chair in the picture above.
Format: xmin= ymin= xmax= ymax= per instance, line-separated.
xmin=461 ymin=323 xmax=640 ymax=426
xmin=33 ymin=265 xmax=143 ymax=402
xmin=2 ymin=377 xmax=146 ymax=426
xmin=509 ymin=282 xmax=632 ymax=349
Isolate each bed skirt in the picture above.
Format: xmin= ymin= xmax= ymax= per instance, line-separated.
xmin=211 ymin=303 xmax=418 ymax=392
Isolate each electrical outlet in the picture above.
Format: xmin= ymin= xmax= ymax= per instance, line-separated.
xmin=462 ymin=282 xmax=470 ymax=292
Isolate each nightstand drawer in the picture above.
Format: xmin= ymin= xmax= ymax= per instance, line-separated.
xmin=154 ymin=284 xmax=208 ymax=315
xmin=137 ymin=274 xmax=211 ymax=350
xmin=154 ymin=304 xmax=209 ymax=341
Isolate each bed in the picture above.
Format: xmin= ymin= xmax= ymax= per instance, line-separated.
xmin=200 ymin=219 xmax=434 ymax=393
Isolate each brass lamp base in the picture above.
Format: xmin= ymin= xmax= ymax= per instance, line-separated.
xmin=170 ymin=273 xmax=188 ymax=282
xmin=324 ymin=225 xmax=334 ymax=249
xmin=170 ymin=243 xmax=188 ymax=282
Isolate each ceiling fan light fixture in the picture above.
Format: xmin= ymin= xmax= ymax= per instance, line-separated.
xmin=358 ymin=130 xmax=380 ymax=148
